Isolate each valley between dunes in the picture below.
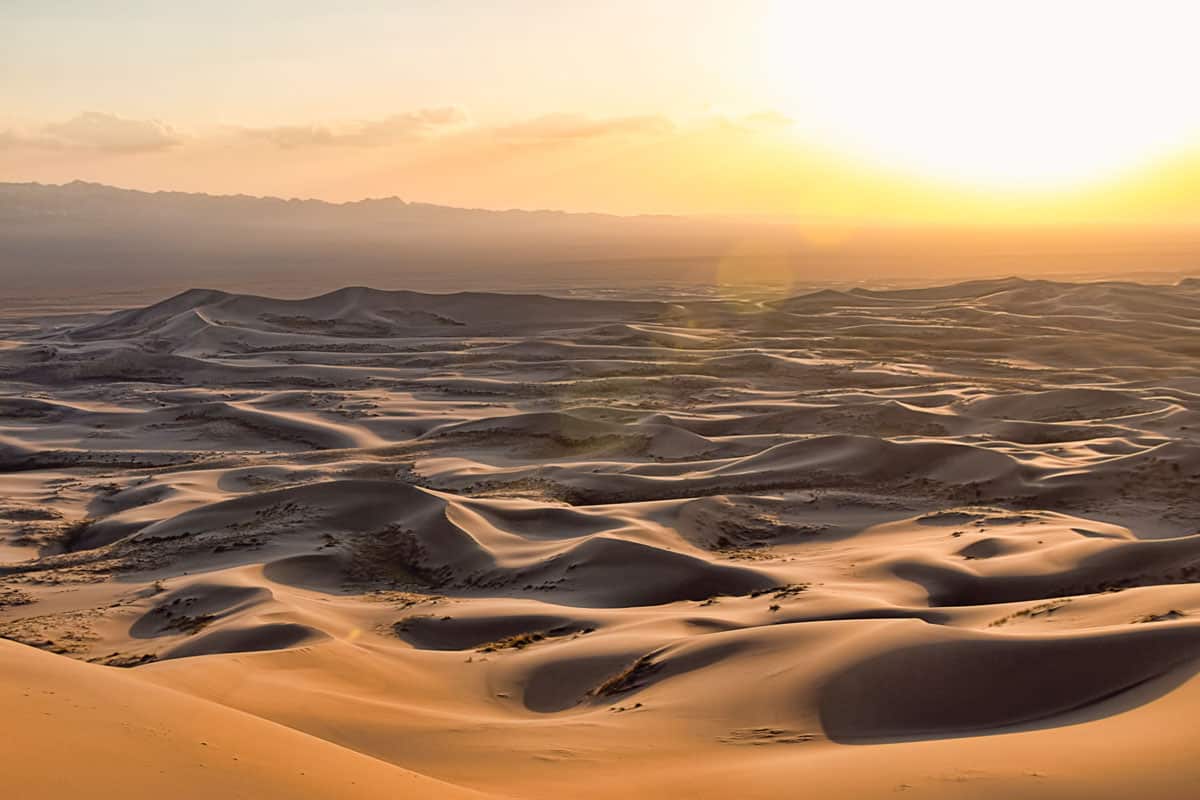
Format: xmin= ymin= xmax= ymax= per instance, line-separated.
xmin=4 ymin=276 xmax=1200 ymax=798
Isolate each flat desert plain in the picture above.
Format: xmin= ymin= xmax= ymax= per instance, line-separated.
xmin=4 ymin=276 xmax=1200 ymax=799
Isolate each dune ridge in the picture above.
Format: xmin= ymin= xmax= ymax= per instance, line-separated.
xmin=4 ymin=276 xmax=1200 ymax=798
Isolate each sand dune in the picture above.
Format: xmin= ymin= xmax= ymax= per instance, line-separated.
xmin=0 ymin=639 xmax=489 ymax=799
xmin=4 ymin=276 xmax=1200 ymax=797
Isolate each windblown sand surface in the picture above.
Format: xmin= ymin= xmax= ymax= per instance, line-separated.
xmin=4 ymin=276 xmax=1200 ymax=798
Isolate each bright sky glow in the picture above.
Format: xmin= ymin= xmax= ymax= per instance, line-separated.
xmin=759 ymin=0 xmax=1200 ymax=187
xmin=3 ymin=1 xmax=1200 ymax=218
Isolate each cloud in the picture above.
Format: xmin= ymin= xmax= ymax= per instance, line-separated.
xmin=739 ymin=110 xmax=794 ymax=130
xmin=242 ymin=107 xmax=468 ymax=149
xmin=39 ymin=112 xmax=182 ymax=152
xmin=240 ymin=110 xmax=665 ymax=151
xmin=493 ymin=113 xmax=673 ymax=143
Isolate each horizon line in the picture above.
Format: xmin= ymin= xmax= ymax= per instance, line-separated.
xmin=10 ymin=179 xmax=1200 ymax=231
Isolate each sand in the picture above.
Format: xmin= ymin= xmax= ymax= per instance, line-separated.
xmin=3 ymin=275 xmax=1200 ymax=798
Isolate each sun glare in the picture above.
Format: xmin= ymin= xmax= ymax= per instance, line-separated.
xmin=760 ymin=0 xmax=1200 ymax=189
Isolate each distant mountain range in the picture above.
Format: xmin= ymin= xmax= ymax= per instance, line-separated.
xmin=0 ymin=181 xmax=798 ymax=295
xmin=2 ymin=181 xmax=1199 ymax=300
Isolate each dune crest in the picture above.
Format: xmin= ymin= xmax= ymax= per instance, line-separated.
xmin=4 ymin=277 xmax=1200 ymax=798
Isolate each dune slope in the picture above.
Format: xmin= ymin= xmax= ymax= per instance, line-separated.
xmin=3 ymin=277 xmax=1200 ymax=798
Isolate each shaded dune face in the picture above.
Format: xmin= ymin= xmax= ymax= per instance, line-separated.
xmin=818 ymin=625 xmax=1200 ymax=742
xmin=4 ymin=276 xmax=1200 ymax=798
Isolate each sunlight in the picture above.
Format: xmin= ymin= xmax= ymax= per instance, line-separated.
xmin=759 ymin=0 xmax=1200 ymax=189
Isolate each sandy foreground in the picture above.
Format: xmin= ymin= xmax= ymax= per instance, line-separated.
xmin=3 ymin=276 xmax=1200 ymax=798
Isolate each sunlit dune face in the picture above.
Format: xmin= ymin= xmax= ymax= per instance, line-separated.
xmin=759 ymin=0 xmax=1200 ymax=189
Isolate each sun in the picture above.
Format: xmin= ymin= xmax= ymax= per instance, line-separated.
xmin=758 ymin=0 xmax=1200 ymax=189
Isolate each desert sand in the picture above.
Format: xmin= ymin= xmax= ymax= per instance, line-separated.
xmin=4 ymin=276 xmax=1200 ymax=798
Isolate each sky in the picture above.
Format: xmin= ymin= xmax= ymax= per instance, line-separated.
xmin=5 ymin=1 xmax=1200 ymax=221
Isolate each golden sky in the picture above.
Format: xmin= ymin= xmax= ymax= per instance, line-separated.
xmin=4 ymin=1 xmax=1200 ymax=222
